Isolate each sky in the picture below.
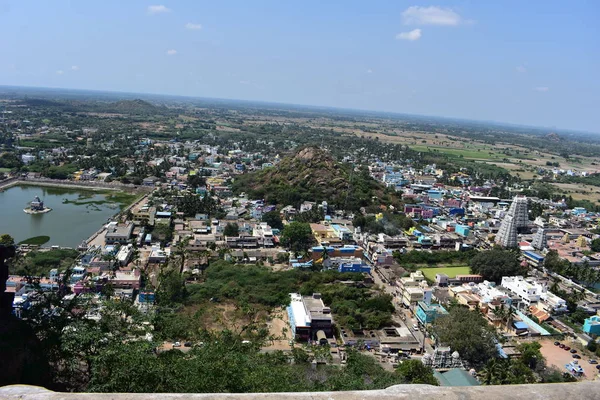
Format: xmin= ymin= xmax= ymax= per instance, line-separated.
xmin=1 ymin=0 xmax=599 ymax=132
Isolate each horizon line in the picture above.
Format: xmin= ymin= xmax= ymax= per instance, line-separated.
xmin=0 ymin=84 xmax=597 ymax=136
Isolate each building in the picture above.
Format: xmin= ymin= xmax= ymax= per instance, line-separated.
xmin=155 ymin=211 xmax=172 ymax=226
xmin=433 ymin=369 xmax=480 ymax=387
xmin=508 ymin=196 xmax=529 ymax=229
xmin=148 ymin=246 xmax=168 ymax=263
xmin=583 ymin=315 xmax=600 ymax=335
xmin=496 ymin=196 xmax=529 ymax=248
xmin=415 ymin=301 xmax=448 ymax=325
xmin=21 ymin=153 xmax=36 ymax=164
xmin=133 ymin=205 xmax=156 ymax=226
xmin=116 ymin=245 xmax=134 ymax=266
xmin=422 ymin=347 xmax=465 ymax=369
xmin=337 ymin=259 xmax=371 ymax=274
xmin=455 ymin=225 xmax=470 ymax=237
xmin=496 ymin=215 xmax=518 ymax=248
xmin=531 ymin=228 xmax=547 ymax=250
xmin=104 ymin=222 xmax=134 ymax=244
xmin=287 ymin=293 xmax=333 ymax=341
xmin=108 ymin=269 xmax=141 ymax=290
xmin=500 ymin=276 xmax=567 ymax=313
xmin=138 ymin=291 xmax=155 ymax=304
xmin=402 ymin=287 xmax=432 ymax=308
xmin=435 ymin=274 xmax=449 ymax=287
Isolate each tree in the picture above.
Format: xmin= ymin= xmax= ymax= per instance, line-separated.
xmin=223 ymin=223 xmax=239 ymax=237
xmin=469 ymin=249 xmax=523 ymax=283
xmin=432 ymin=306 xmax=497 ymax=366
xmin=261 ymin=211 xmax=284 ymax=230
xmin=395 ymin=360 xmax=438 ymax=385
xmin=281 ymin=222 xmax=314 ymax=254
xmin=517 ymin=342 xmax=543 ymax=370
xmin=0 ymin=234 xmax=14 ymax=246
xmin=591 ymin=238 xmax=600 ymax=253
xmin=481 ymin=358 xmax=536 ymax=385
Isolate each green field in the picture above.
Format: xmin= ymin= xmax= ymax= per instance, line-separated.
xmin=420 ymin=266 xmax=471 ymax=281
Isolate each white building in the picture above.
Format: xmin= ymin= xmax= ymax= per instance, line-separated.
xmin=500 ymin=276 xmax=567 ymax=313
xmin=116 ymin=245 xmax=134 ymax=266
xmin=21 ymin=153 xmax=36 ymax=164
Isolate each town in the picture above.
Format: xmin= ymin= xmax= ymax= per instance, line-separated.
xmin=1 ymin=90 xmax=600 ymax=392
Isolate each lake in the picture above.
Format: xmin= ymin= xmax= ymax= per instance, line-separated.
xmin=0 ymin=185 xmax=131 ymax=247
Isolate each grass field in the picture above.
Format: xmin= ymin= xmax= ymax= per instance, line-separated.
xmin=420 ymin=266 xmax=471 ymax=281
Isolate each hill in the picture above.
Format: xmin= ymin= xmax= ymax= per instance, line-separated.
xmin=232 ymin=147 xmax=399 ymax=211
xmin=108 ymin=99 xmax=160 ymax=114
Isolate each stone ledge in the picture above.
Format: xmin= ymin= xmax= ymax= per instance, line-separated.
xmin=1 ymin=382 xmax=600 ymax=400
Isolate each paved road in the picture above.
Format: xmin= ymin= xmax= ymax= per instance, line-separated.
xmin=370 ymin=264 xmax=431 ymax=353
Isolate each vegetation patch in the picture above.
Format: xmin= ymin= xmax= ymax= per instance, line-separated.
xmin=18 ymin=235 xmax=51 ymax=246
xmin=419 ymin=266 xmax=471 ymax=281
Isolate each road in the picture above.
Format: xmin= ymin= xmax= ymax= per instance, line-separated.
xmin=370 ymin=264 xmax=432 ymax=353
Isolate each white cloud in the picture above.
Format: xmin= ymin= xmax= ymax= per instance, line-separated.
xmin=535 ymin=86 xmax=550 ymax=92
xmin=56 ymin=70 xmax=64 ymax=75
xmin=396 ymin=29 xmax=422 ymax=41
xmin=402 ymin=6 xmax=462 ymax=26
xmin=185 ymin=22 xmax=202 ymax=30
xmin=516 ymin=65 xmax=527 ymax=73
xmin=71 ymin=65 xmax=79 ymax=71
xmin=366 ymin=69 xmax=373 ymax=74
xmin=147 ymin=5 xmax=171 ymax=14
xmin=166 ymin=49 xmax=177 ymax=55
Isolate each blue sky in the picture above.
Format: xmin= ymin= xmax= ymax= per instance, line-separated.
xmin=1 ymin=1 xmax=599 ymax=132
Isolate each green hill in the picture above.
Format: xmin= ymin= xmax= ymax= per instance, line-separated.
xmin=109 ymin=99 xmax=160 ymax=114
xmin=232 ymin=147 xmax=398 ymax=211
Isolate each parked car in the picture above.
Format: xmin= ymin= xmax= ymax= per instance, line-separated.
xmin=559 ymin=344 xmax=565 ymax=348
xmin=596 ymin=365 xmax=600 ymax=370
xmin=184 ymin=342 xmax=192 ymax=347
xmin=554 ymin=341 xmax=560 ymax=346
xmin=564 ymin=346 xmax=571 ymax=351
xmin=412 ymin=324 xmax=419 ymax=331
xmin=589 ymin=359 xmax=598 ymax=364
xmin=570 ymin=349 xmax=577 ymax=354
xmin=572 ymin=354 xmax=581 ymax=359
xmin=173 ymin=341 xmax=181 ymax=347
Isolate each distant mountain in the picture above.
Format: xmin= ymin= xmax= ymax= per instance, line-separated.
xmin=232 ymin=147 xmax=398 ymax=211
xmin=108 ymin=99 xmax=161 ymax=114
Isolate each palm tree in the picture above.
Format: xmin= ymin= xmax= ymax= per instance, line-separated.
xmin=504 ymin=306 xmax=516 ymax=331
xmin=175 ymin=237 xmax=191 ymax=274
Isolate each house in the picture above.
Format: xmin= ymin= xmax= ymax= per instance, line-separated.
xmin=148 ymin=246 xmax=168 ymax=263
xmin=108 ymin=269 xmax=141 ymax=290
xmin=142 ymin=176 xmax=159 ymax=186
xmin=154 ymin=211 xmax=172 ymax=226
xmin=287 ymin=293 xmax=333 ymax=342
xmin=415 ymin=301 xmax=448 ymax=325
xmin=104 ymin=222 xmax=134 ymax=244
xmin=583 ymin=315 xmax=600 ymax=335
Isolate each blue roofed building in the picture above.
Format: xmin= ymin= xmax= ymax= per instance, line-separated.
xmin=415 ymin=301 xmax=449 ymax=325
xmin=337 ymin=259 xmax=371 ymax=274
xmin=455 ymin=224 xmax=470 ymax=237
xmin=522 ymin=250 xmax=544 ymax=267
xmin=583 ymin=316 xmax=600 ymax=335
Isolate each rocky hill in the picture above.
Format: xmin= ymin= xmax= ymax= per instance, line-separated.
xmin=232 ymin=147 xmax=398 ymax=211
